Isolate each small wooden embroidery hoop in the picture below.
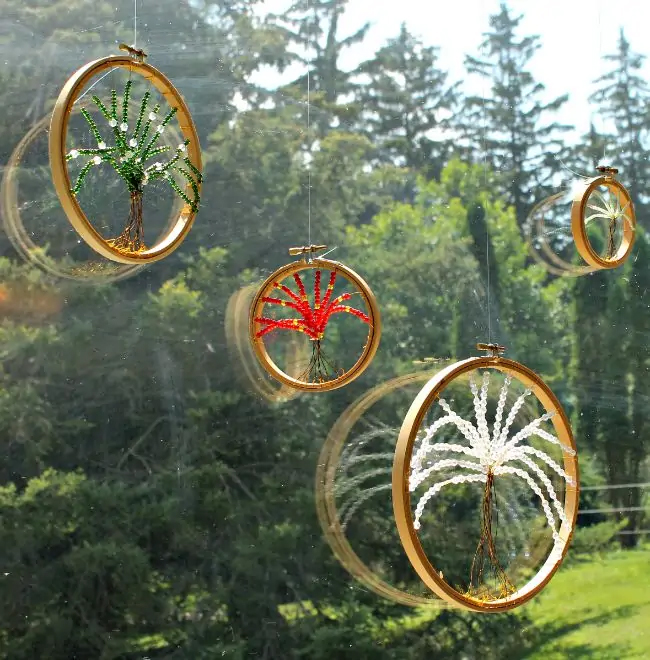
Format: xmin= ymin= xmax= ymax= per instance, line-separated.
xmin=249 ymin=246 xmax=381 ymax=392
xmin=570 ymin=167 xmax=635 ymax=270
xmin=392 ymin=348 xmax=579 ymax=612
xmin=49 ymin=44 xmax=202 ymax=265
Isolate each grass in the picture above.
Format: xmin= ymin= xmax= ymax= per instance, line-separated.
xmin=522 ymin=547 xmax=650 ymax=659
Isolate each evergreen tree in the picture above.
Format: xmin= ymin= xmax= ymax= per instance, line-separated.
xmin=271 ymin=0 xmax=369 ymax=134
xmin=460 ymin=3 xmax=571 ymax=224
xmin=589 ymin=29 xmax=650 ymax=214
xmin=356 ymin=24 xmax=459 ymax=178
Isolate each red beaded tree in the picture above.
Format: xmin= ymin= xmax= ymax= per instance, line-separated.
xmin=255 ymin=269 xmax=371 ymax=383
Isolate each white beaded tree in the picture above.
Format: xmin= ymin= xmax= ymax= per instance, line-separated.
xmin=410 ymin=370 xmax=576 ymax=598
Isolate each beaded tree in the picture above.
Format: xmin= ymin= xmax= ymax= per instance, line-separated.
xmin=254 ymin=269 xmax=371 ymax=384
xmin=409 ymin=368 xmax=576 ymax=600
xmin=66 ymin=79 xmax=201 ymax=253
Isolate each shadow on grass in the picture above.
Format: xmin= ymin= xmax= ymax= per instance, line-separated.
xmin=512 ymin=604 xmax=641 ymax=659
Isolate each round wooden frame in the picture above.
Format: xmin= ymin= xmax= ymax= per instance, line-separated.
xmin=571 ymin=174 xmax=635 ymax=270
xmin=316 ymin=369 xmax=449 ymax=607
xmin=249 ymin=257 xmax=381 ymax=392
xmin=49 ymin=54 xmax=202 ymax=265
xmin=392 ymin=355 xmax=579 ymax=612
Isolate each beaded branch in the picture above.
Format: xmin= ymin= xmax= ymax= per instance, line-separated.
xmin=410 ymin=370 xmax=575 ymax=600
xmin=66 ymin=80 xmax=202 ymax=252
xmin=254 ymin=269 xmax=371 ymax=383
xmin=584 ymin=188 xmax=633 ymax=259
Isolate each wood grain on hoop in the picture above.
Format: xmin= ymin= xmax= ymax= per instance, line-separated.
xmin=49 ymin=55 xmax=202 ymax=265
xmin=571 ymin=175 xmax=635 ymax=270
xmin=392 ymin=356 xmax=579 ymax=612
xmin=249 ymin=258 xmax=381 ymax=392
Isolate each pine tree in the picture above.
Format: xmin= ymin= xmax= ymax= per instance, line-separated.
xmin=271 ymin=0 xmax=369 ymax=134
xmin=589 ymin=29 xmax=650 ymax=214
xmin=355 ymin=23 xmax=460 ymax=177
xmin=459 ymin=4 xmax=572 ymax=224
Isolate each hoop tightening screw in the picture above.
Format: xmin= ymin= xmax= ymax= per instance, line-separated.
xmin=596 ymin=165 xmax=618 ymax=176
xmin=477 ymin=342 xmax=506 ymax=357
xmin=119 ymin=43 xmax=148 ymax=61
xmin=288 ymin=244 xmax=327 ymax=256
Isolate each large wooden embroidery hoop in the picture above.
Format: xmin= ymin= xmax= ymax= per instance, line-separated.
xmin=392 ymin=345 xmax=579 ymax=612
xmin=49 ymin=45 xmax=202 ymax=265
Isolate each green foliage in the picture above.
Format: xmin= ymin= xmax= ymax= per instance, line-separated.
xmin=569 ymin=519 xmax=629 ymax=559
xmin=590 ymin=29 xmax=650 ymax=212
xmin=357 ymin=23 xmax=459 ymax=177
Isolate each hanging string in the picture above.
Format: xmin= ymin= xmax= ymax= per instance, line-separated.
xmin=596 ymin=0 xmax=608 ymax=166
xmin=479 ymin=2 xmax=492 ymax=344
xmin=74 ymin=2 xmax=139 ymax=106
xmin=307 ymin=63 xmax=312 ymax=248
xmin=75 ymin=70 xmax=115 ymax=105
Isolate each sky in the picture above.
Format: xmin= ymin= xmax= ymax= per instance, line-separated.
xmin=254 ymin=0 xmax=650 ymax=137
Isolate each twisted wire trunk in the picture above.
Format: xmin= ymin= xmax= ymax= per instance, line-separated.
xmin=302 ymin=339 xmax=338 ymax=384
xmin=606 ymin=218 xmax=617 ymax=259
xmin=112 ymin=190 xmax=144 ymax=252
xmin=470 ymin=470 xmax=515 ymax=599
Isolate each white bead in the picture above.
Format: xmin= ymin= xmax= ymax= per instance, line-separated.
xmin=155 ymin=163 xmax=163 ymax=171
xmin=120 ymin=122 xmax=128 ymax=132
xmin=178 ymin=143 xmax=187 ymax=152
xmin=156 ymin=125 xmax=165 ymax=134
xmin=93 ymin=156 xmax=101 ymax=165
xmin=125 ymin=151 xmax=134 ymax=159
xmin=69 ymin=149 xmax=79 ymax=159
xmin=129 ymin=138 xmax=138 ymax=147
xmin=98 ymin=141 xmax=106 ymax=150
xmin=148 ymin=112 xmax=157 ymax=121
xmin=109 ymin=119 xmax=118 ymax=128
xmin=136 ymin=157 xmax=141 ymax=163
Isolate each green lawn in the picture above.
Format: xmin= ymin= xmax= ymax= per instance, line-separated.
xmin=523 ymin=548 xmax=650 ymax=659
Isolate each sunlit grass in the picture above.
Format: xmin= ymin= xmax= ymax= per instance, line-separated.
xmin=523 ymin=546 xmax=650 ymax=659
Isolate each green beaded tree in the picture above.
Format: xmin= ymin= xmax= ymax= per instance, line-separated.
xmin=67 ymin=80 xmax=202 ymax=252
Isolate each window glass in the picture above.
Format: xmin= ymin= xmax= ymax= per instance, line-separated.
xmin=0 ymin=1 xmax=648 ymax=657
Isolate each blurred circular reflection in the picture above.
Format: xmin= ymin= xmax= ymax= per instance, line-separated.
xmin=316 ymin=366 xmax=451 ymax=607
xmin=525 ymin=189 xmax=595 ymax=277
xmin=1 ymin=101 xmax=183 ymax=283
xmin=225 ymin=283 xmax=307 ymax=403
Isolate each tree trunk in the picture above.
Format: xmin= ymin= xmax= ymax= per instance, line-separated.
xmin=111 ymin=190 xmax=144 ymax=252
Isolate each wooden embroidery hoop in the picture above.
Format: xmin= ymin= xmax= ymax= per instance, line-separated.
xmin=49 ymin=44 xmax=202 ymax=265
xmin=249 ymin=245 xmax=381 ymax=392
xmin=570 ymin=166 xmax=635 ymax=270
xmin=392 ymin=345 xmax=579 ymax=612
